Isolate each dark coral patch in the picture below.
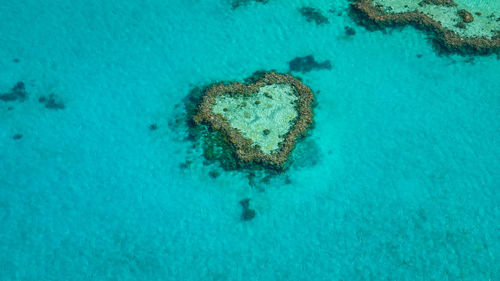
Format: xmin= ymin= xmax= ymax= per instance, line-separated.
xmin=240 ymin=198 xmax=256 ymax=221
xmin=344 ymin=26 xmax=356 ymax=36
xmin=12 ymin=134 xmax=23 ymax=140
xmin=289 ymin=55 xmax=332 ymax=73
xmin=149 ymin=123 xmax=158 ymax=131
xmin=458 ymin=9 xmax=474 ymax=23
xmin=39 ymin=94 xmax=64 ymax=110
xmin=299 ymin=7 xmax=329 ymax=25
xmin=231 ymin=0 xmax=269 ymax=9
xmin=0 ymin=82 xmax=27 ymax=102
xmin=209 ymin=170 xmax=220 ymax=179
xmin=179 ymin=160 xmax=192 ymax=170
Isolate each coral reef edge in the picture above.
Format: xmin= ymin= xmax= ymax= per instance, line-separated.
xmin=350 ymin=0 xmax=500 ymax=55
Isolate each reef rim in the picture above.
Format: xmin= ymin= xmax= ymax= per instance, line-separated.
xmin=350 ymin=0 xmax=500 ymax=55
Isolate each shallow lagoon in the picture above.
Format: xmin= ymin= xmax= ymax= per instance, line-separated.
xmin=1 ymin=0 xmax=499 ymax=280
xmin=212 ymin=84 xmax=298 ymax=154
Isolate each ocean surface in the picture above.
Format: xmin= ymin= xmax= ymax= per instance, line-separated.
xmin=1 ymin=0 xmax=499 ymax=280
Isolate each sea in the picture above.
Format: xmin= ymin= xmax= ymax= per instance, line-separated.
xmin=1 ymin=0 xmax=499 ymax=280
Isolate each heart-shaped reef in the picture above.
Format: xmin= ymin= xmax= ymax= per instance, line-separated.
xmin=192 ymin=71 xmax=314 ymax=170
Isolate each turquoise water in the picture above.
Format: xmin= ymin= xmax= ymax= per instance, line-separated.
xmin=1 ymin=0 xmax=499 ymax=280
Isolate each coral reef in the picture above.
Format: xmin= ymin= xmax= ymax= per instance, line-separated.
xmin=39 ymin=93 xmax=65 ymax=110
xmin=12 ymin=134 xmax=23 ymax=140
xmin=0 ymin=82 xmax=27 ymax=102
xmin=239 ymin=198 xmax=256 ymax=221
xmin=299 ymin=7 xmax=329 ymax=25
xmin=344 ymin=26 xmax=357 ymax=36
xmin=350 ymin=0 xmax=500 ymax=55
xmin=231 ymin=0 xmax=269 ymax=10
xmin=457 ymin=9 xmax=474 ymax=23
xmin=289 ymin=55 xmax=332 ymax=73
xmin=149 ymin=123 xmax=158 ymax=131
xmin=192 ymin=71 xmax=314 ymax=171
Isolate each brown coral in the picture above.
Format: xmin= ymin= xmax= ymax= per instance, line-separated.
xmin=458 ymin=9 xmax=474 ymax=23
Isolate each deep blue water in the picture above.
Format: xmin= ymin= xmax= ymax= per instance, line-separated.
xmin=1 ymin=0 xmax=499 ymax=280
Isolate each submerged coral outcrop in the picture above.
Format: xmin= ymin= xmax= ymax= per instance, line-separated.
xmin=231 ymin=0 xmax=269 ymax=10
xmin=299 ymin=7 xmax=330 ymax=25
xmin=289 ymin=55 xmax=332 ymax=73
xmin=191 ymin=71 xmax=314 ymax=171
xmin=0 ymin=82 xmax=27 ymax=103
xmin=350 ymin=0 xmax=500 ymax=55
